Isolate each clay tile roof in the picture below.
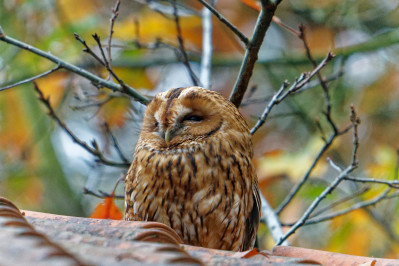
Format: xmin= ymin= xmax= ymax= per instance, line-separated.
xmin=0 ymin=197 xmax=396 ymax=265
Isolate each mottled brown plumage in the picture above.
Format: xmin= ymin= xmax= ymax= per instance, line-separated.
xmin=125 ymin=87 xmax=260 ymax=251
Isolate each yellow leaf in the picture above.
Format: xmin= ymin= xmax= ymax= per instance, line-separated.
xmin=58 ymin=0 xmax=97 ymax=21
xmin=0 ymin=90 xmax=31 ymax=156
xmin=256 ymin=137 xmax=328 ymax=182
xmin=98 ymin=97 xmax=131 ymax=128
xmin=114 ymin=10 xmax=202 ymax=50
xmin=306 ymin=27 xmax=335 ymax=56
xmin=35 ymin=72 xmax=68 ymax=107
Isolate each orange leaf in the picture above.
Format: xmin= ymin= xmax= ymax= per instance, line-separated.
xmin=98 ymin=97 xmax=131 ymax=128
xmin=90 ymin=197 xmax=123 ymax=220
xmin=240 ymin=0 xmax=261 ymax=11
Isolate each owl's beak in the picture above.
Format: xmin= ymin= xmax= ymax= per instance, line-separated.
xmin=165 ymin=128 xmax=172 ymax=144
xmin=164 ymin=126 xmax=179 ymax=144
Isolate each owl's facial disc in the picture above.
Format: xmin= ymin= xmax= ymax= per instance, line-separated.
xmin=142 ymin=87 xmax=231 ymax=150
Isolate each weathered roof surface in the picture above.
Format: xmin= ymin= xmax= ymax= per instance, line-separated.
xmin=0 ymin=197 xmax=397 ymax=265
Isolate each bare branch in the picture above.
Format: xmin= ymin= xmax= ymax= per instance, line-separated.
xmin=33 ymin=82 xmax=130 ymax=168
xmin=277 ymin=164 xmax=357 ymax=245
xmin=276 ymin=106 xmax=361 ymax=245
xmin=343 ymin=177 xmax=399 ymax=189
xmin=271 ymin=30 xmax=336 ymax=214
xmin=297 ymin=190 xmax=399 ymax=226
xmin=197 ymin=0 xmax=249 ymax=46
xmin=172 ymin=0 xmax=200 ymax=86
xmin=250 ymin=81 xmax=289 ymax=135
xmin=74 ymin=28 xmax=399 ymax=70
xmin=83 ymin=187 xmax=124 ymax=199
xmin=91 ymin=34 xmax=127 ymax=86
xmin=309 ymin=186 xmax=370 ymax=218
xmin=280 ymin=186 xmax=370 ymax=227
xmin=260 ymin=192 xmax=289 ymax=246
xmin=272 ymin=16 xmax=300 ymax=37
xmin=275 ymin=133 xmax=336 ymax=215
xmin=84 ymin=174 xmax=125 ymax=200
xmin=107 ymin=0 xmax=120 ymax=68
xmin=0 ymin=65 xmax=61 ymax=92
xmin=251 ymin=52 xmax=334 ymax=135
xmin=74 ymin=33 xmax=106 ymax=66
xmin=349 ymin=105 xmax=360 ymax=166
xmin=103 ymin=122 xmax=129 ymax=164
xmin=0 ymin=26 xmax=149 ymax=105
xmin=229 ymin=0 xmax=281 ymax=107
xmin=75 ymin=31 xmax=144 ymax=105
xmin=299 ymin=25 xmax=337 ymax=134
xmin=71 ymin=95 xmax=116 ymax=110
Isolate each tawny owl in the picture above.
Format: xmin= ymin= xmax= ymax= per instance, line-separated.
xmin=125 ymin=86 xmax=260 ymax=251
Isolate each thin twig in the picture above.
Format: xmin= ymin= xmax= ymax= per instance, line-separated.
xmin=93 ymin=34 xmax=110 ymax=67
xmin=75 ymin=31 xmax=141 ymax=102
xmin=0 ymin=26 xmax=149 ymax=105
xmin=241 ymin=69 xmax=343 ymax=107
xmin=272 ymin=16 xmax=300 ymax=37
xmin=250 ymin=52 xmax=334 ymax=135
xmin=295 ymin=69 xmax=344 ymax=95
xmin=107 ymin=0 xmax=120 ymax=69
xmin=275 ymin=124 xmax=353 ymax=216
xmin=33 ymin=82 xmax=130 ymax=168
xmin=0 ymin=65 xmax=61 ymax=92
xmin=309 ymin=186 xmax=370 ymax=218
xmin=295 ymin=190 xmax=399 ymax=226
xmin=273 ymin=31 xmax=337 ymax=213
xmin=103 ymin=122 xmax=129 ymax=164
xmin=75 ymin=28 xmax=399 ymax=70
xmin=91 ymin=34 xmax=127 ymax=86
xmin=172 ymin=0 xmax=200 ymax=86
xmin=250 ymin=81 xmax=289 ymax=134
xmin=349 ymin=105 xmax=360 ymax=166
xmin=229 ymin=0 xmax=281 ymax=107
xmin=74 ymin=33 xmax=106 ymax=65
xmin=83 ymin=187 xmax=124 ymax=199
xmin=276 ymin=107 xmax=361 ymax=245
xmin=299 ymin=25 xmax=337 ymax=134
xmin=277 ymin=164 xmax=357 ymax=245
xmin=71 ymin=95 xmax=116 ymax=110
xmin=280 ymin=186 xmax=370 ymax=227
xmin=343 ymin=177 xmax=399 ymax=189
xmin=275 ymin=133 xmax=336 ymax=215
xmin=197 ymin=0 xmax=249 ymax=46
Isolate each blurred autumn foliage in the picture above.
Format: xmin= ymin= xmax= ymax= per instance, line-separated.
xmin=1 ymin=0 xmax=399 ymax=259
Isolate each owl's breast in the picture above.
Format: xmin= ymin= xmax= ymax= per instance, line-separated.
xmin=125 ymin=144 xmax=254 ymax=251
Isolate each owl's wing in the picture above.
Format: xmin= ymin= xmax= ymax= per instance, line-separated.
xmin=242 ymin=181 xmax=261 ymax=250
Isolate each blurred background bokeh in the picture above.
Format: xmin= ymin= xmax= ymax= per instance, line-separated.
xmin=1 ymin=0 xmax=399 ymax=258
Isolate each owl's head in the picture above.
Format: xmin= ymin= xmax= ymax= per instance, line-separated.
xmin=138 ymin=87 xmax=251 ymax=151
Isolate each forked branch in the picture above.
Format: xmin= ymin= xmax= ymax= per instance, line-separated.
xmin=276 ymin=106 xmax=361 ymax=245
xmin=0 ymin=26 xmax=149 ymax=105
xmin=33 ymin=82 xmax=130 ymax=168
